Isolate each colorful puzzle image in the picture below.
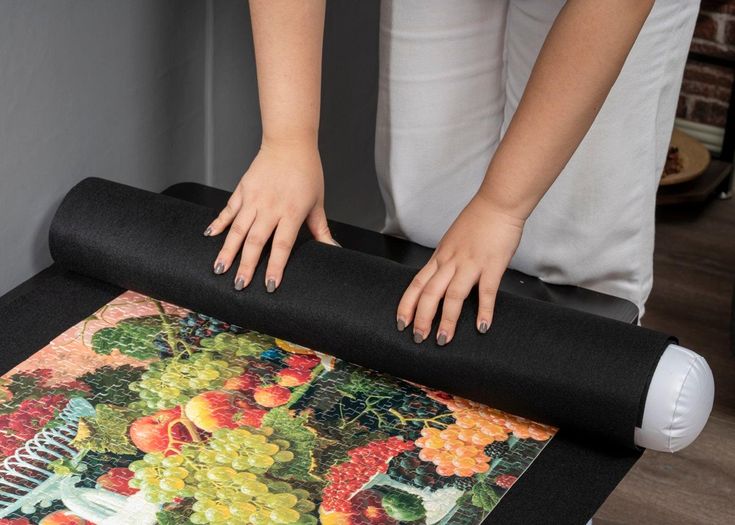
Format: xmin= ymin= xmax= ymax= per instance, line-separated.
xmin=0 ymin=291 xmax=555 ymax=525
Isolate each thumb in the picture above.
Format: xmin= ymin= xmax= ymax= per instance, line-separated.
xmin=306 ymin=207 xmax=339 ymax=246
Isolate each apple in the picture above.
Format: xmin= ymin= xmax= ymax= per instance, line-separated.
xmin=239 ymin=407 xmax=268 ymax=428
xmin=285 ymin=354 xmax=321 ymax=369
xmin=186 ymin=391 xmax=270 ymax=431
xmin=39 ymin=511 xmax=91 ymax=525
xmin=223 ymin=372 xmax=259 ymax=392
xmin=185 ymin=390 xmax=244 ymax=432
xmin=97 ymin=467 xmax=138 ymax=496
xmin=253 ymin=385 xmax=291 ymax=408
xmin=277 ymin=367 xmax=312 ymax=387
xmin=129 ymin=406 xmax=190 ymax=453
xmin=0 ymin=518 xmax=31 ymax=525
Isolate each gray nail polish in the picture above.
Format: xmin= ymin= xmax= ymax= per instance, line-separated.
xmin=214 ymin=262 xmax=225 ymax=275
xmin=396 ymin=318 xmax=406 ymax=332
xmin=203 ymin=226 xmax=212 ymax=237
xmin=234 ymin=277 xmax=245 ymax=291
xmin=332 ymin=239 xmax=342 ymax=247
xmin=266 ymin=279 xmax=276 ymax=293
xmin=479 ymin=321 xmax=489 ymax=334
xmin=437 ymin=333 xmax=447 ymax=346
xmin=413 ymin=332 xmax=423 ymax=344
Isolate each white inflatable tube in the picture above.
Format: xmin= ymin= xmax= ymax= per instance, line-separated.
xmin=635 ymin=344 xmax=714 ymax=452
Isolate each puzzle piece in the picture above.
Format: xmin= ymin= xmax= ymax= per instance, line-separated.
xmin=0 ymin=291 xmax=556 ymax=524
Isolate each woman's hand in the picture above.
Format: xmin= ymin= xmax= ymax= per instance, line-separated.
xmin=204 ymin=141 xmax=335 ymax=291
xmin=396 ymin=193 xmax=524 ymax=346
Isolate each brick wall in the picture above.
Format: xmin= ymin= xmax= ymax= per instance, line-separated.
xmin=677 ymin=1 xmax=735 ymax=127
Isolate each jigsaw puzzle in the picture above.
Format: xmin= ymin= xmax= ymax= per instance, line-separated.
xmin=0 ymin=291 xmax=555 ymax=525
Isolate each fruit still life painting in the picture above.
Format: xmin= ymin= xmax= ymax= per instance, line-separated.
xmin=0 ymin=291 xmax=555 ymax=524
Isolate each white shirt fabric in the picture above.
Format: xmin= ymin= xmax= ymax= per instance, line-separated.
xmin=375 ymin=0 xmax=700 ymax=315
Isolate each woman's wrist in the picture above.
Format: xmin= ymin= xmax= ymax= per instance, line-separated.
xmin=474 ymin=179 xmax=531 ymax=228
xmin=261 ymin=128 xmax=319 ymax=152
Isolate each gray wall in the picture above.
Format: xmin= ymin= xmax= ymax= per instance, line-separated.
xmin=0 ymin=0 xmax=383 ymax=296
xmin=0 ymin=0 xmax=207 ymax=295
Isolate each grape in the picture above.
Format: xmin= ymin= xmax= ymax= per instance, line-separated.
xmin=274 ymin=451 xmax=294 ymax=463
xmin=162 ymin=454 xmax=185 ymax=467
xmin=160 ymin=477 xmax=185 ymax=491
xmin=128 ymin=352 xmax=245 ymax=411
xmin=416 ymin=425 xmax=491 ymax=477
xmin=484 ymin=440 xmax=511 ymax=459
xmin=154 ymin=312 xmax=245 ymax=357
xmin=270 ymin=507 xmax=300 ymax=524
xmin=135 ymin=427 xmax=315 ymax=524
xmin=163 ymin=466 xmax=189 ymax=479
xmin=207 ymin=466 xmax=236 ymax=482
xmin=434 ymin=393 xmax=556 ymax=441
xmin=294 ymin=499 xmax=315 ymax=513
xmin=387 ymin=449 xmax=457 ymax=490
xmin=322 ymin=437 xmax=414 ymax=513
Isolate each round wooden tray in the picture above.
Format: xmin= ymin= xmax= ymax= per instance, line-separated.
xmin=660 ymin=128 xmax=711 ymax=186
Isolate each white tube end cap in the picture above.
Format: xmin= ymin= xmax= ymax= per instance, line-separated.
xmin=635 ymin=344 xmax=714 ymax=452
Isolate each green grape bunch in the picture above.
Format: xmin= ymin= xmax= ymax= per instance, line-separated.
xmin=200 ymin=332 xmax=276 ymax=360
xmin=129 ymin=427 xmax=316 ymax=525
xmin=128 ymin=353 xmax=245 ymax=412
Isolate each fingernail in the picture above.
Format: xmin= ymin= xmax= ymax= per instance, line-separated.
xmin=331 ymin=239 xmax=342 ymax=247
xmin=479 ymin=321 xmax=489 ymax=334
xmin=413 ymin=331 xmax=423 ymax=344
xmin=214 ymin=262 xmax=225 ymax=275
xmin=234 ymin=277 xmax=245 ymax=291
xmin=437 ymin=332 xmax=447 ymax=346
xmin=396 ymin=318 xmax=406 ymax=332
xmin=203 ymin=226 xmax=212 ymax=237
xmin=266 ymin=278 xmax=276 ymax=293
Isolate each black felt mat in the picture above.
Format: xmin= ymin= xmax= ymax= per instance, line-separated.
xmin=0 ymin=264 xmax=640 ymax=525
xmin=49 ymin=178 xmax=673 ymax=451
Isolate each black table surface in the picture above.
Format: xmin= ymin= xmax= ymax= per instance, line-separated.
xmin=163 ymin=182 xmax=639 ymax=325
xmin=0 ymin=181 xmax=645 ymax=525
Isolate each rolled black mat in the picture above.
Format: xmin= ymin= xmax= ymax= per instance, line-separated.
xmin=49 ymin=178 xmax=672 ymax=449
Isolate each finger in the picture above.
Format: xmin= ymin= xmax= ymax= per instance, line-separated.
xmin=306 ymin=207 xmax=338 ymax=245
xmin=234 ymin=215 xmax=279 ymax=289
xmin=436 ymin=269 xmax=480 ymax=346
xmin=412 ymin=264 xmax=455 ymax=344
xmin=396 ymin=259 xmax=438 ymax=332
xmin=477 ymin=271 xmax=500 ymax=333
xmin=205 ymin=191 xmax=242 ymax=237
xmin=264 ymin=220 xmax=300 ymax=292
xmin=213 ymin=208 xmax=256 ymax=275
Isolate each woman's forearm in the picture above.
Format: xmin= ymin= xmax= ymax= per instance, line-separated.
xmin=205 ymin=1 xmax=331 ymax=292
xmin=249 ymin=0 xmax=326 ymax=148
xmin=478 ymin=0 xmax=655 ymax=219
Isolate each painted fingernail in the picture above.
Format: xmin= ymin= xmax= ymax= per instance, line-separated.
xmin=331 ymin=239 xmax=342 ymax=247
xmin=413 ymin=331 xmax=423 ymax=344
xmin=234 ymin=277 xmax=245 ymax=291
xmin=203 ymin=226 xmax=212 ymax=237
xmin=437 ymin=332 xmax=447 ymax=346
xmin=479 ymin=321 xmax=489 ymax=334
xmin=396 ymin=318 xmax=406 ymax=332
xmin=266 ymin=278 xmax=276 ymax=293
xmin=214 ymin=262 xmax=225 ymax=275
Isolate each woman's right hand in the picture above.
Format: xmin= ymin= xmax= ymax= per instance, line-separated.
xmin=204 ymin=140 xmax=336 ymax=292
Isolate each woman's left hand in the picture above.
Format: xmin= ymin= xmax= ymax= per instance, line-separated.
xmin=396 ymin=193 xmax=525 ymax=346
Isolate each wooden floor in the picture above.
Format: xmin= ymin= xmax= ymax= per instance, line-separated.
xmin=594 ymin=195 xmax=735 ymax=524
